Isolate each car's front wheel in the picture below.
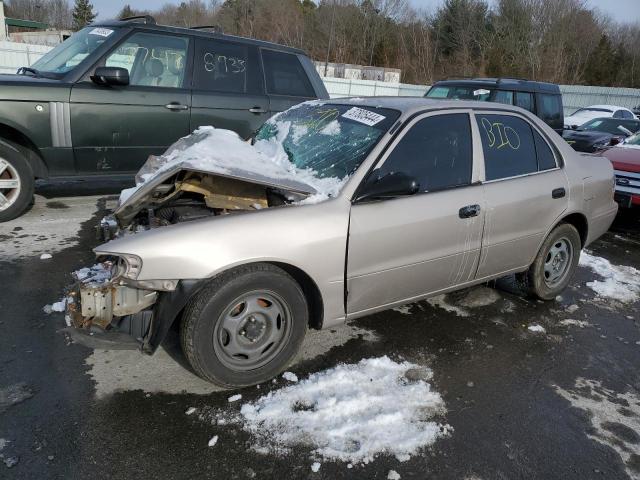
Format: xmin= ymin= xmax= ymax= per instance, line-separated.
xmin=180 ymin=263 xmax=308 ymax=388
xmin=518 ymin=223 xmax=581 ymax=300
xmin=0 ymin=142 xmax=35 ymax=223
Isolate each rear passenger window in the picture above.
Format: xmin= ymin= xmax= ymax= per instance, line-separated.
xmin=476 ymin=114 xmax=537 ymax=180
xmin=515 ymin=92 xmax=534 ymax=112
xmin=533 ymin=130 xmax=557 ymax=170
xmin=193 ymin=38 xmax=248 ymax=93
xmin=261 ymin=50 xmax=315 ymax=97
xmin=377 ymin=114 xmax=473 ymax=192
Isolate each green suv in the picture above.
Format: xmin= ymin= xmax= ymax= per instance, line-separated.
xmin=0 ymin=16 xmax=328 ymax=222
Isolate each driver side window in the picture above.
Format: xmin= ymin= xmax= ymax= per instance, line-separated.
xmin=376 ymin=114 xmax=473 ymax=193
xmin=105 ymin=32 xmax=189 ymax=88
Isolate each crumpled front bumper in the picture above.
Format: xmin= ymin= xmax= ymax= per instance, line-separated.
xmin=65 ymin=267 xmax=159 ymax=350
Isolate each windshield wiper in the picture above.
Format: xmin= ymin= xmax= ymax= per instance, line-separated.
xmin=17 ymin=66 xmax=41 ymax=77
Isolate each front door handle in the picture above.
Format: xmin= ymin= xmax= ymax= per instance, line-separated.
xmin=165 ymin=103 xmax=189 ymax=111
xmin=552 ymin=188 xmax=566 ymax=199
xmin=459 ymin=204 xmax=481 ymax=219
xmin=249 ymin=107 xmax=267 ymax=114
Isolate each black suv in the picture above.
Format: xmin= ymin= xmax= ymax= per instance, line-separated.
xmin=0 ymin=16 xmax=328 ymax=221
xmin=425 ymin=78 xmax=564 ymax=133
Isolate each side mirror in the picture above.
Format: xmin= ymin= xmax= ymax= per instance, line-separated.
xmin=91 ymin=67 xmax=129 ymax=86
xmin=355 ymin=171 xmax=420 ymax=202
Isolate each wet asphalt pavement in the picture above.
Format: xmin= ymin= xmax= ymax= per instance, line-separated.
xmin=1 ymin=180 xmax=639 ymax=480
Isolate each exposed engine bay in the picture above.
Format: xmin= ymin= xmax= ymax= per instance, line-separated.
xmin=98 ymin=168 xmax=311 ymax=240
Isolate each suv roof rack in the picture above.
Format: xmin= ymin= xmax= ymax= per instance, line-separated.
xmin=120 ymin=15 xmax=156 ymax=25
xmin=191 ymin=25 xmax=223 ymax=33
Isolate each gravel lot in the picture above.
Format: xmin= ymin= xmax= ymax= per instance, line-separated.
xmin=1 ymin=180 xmax=639 ymax=480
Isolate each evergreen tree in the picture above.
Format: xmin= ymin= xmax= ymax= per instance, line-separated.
xmin=72 ymin=0 xmax=97 ymax=30
xmin=118 ymin=5 xmax=136 ymax=20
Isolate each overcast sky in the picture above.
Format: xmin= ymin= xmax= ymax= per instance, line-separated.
xmin=93 ymin=0 xmax=640 ymax=25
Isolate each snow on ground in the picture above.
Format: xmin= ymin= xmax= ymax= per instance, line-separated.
xmin=559 ymin=319 xmax=591 ymax=328
xmin=388 ymin=470 xmax=401 ymax=480
xmin=39 ymin=253 xmax=52 ymax=260
xmin=282 ymin=372 xmax=298 ymax=382
xmin=0 ymin=195 xmax=99 ymax=260
xmin=555 ymin=378 xmax=640 ymax=480
xmin=310 ymin=462 xmax=321 ymax=472
xmin=427 ymin=295 xmax=470 ymax=317
xmin=527 ymin=324 xmax=546 ymax=334
xmin=393 ymin=305 xmax=412 ymax=315
xmin=228 ymin=394 xmax=242 ymax=403
xmin=207 ymin=435 xmax=219 ymax=447
xmin=579 ymin=252 xmax=640 ymax=304
xmin=211 ymin=357 xmax=450 ymax=464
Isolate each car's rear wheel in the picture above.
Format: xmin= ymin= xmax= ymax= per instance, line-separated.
xmin=0 ymin=143 xmax=34 ymax=223
xmin=180 ymin=263 xmax=308 ymax=388
xmin=518 ymin=223 xmax=581 ymax=300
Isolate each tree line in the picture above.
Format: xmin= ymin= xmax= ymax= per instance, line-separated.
xmin=5 ymin=0 xmax=640 ymax=88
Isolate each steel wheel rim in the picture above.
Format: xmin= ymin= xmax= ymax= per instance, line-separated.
xmin=0 ymin=158 xmax=21 ymax=212
xmin=212 ymin=290 xmax=292 ymax=372
xmin=543 ymin=237 xmax=573 ymax=287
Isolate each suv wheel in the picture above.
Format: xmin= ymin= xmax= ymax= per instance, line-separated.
xmin=518 ymin=223 xmax=581 ymax=300
xmin=180 ymin=263 xmax=308 ymax=388
xmin=0 ymin=142 xmax=35 ymax=222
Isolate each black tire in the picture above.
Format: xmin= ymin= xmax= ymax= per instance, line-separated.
xmin=518 ymin=223 xmax=581 ymax=300
xmin=0 ymin=140 xmax=35 ymax=223
xmin=180 ymin=263 xmax=308 ymax=388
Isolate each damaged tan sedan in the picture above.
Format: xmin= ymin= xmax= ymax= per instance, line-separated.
xmin=67 ymin=98 xmax=617 ymax=387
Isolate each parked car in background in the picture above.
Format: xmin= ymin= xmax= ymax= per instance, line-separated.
xmin=564 ymin=105 xmax=636 ymax=130
xmin=66 ymin=98 xmax=617 ymax=388
xmin=562 ymin=117 xmax=640 ymax=153
xmin=425 ymin=78 xmax=564 ymax=132
xmin=602 ymin=133 xmax=640 ymax=209
xmin=0 ymin=16 xmax=328 ymax=222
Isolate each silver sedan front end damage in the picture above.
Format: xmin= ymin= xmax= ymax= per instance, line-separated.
xmin=65 ymin=259 xmax=176 ymax=349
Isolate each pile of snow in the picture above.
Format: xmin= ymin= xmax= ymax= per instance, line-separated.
xmin=207 ymin=435 xmax=218 ymax=447
xmin=310 ymin=462 xmax=321 ymax=473
xmin=43 ymin=299 xmax=67 ymax=314
xmin=39 ymin=253 xmax=52 ymax=260
xmin=282 ymin=372 xmax=298 ymax=382
xmin=579 ymin=252 xmax=640 ymax=303
xmin=217 ymin=357 xmax=450 ymax=464
xmin=121 ymin=121 xmax=347 ymax=206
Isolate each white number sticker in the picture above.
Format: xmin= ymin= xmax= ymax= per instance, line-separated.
xmin=341 ymin=107 xmax=386 ymax=126
xmin=89 ymin=28 xmax=114 ymax=37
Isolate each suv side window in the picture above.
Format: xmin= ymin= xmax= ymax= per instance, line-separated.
xmin=105 ymin=32 xmax=189 ymax=88
xmin=613 ymin=110 xmax=624 ymax=119
xmin=193 ymin=38 xmax=250 ymax=93
xmin=538 ymin=94 xmax=563 ymax=130
xmin=493 ymin=90 xmax=514 ymax=105
xmin=515 ymin=92 xmax=534 ymax=112
xmin=261 ymin=50 xmax=315 ymax=97
xmin=476 ymin=114 xmax=537 ymax=180
xmin=376 ymin=114 xmax=473 ymax=192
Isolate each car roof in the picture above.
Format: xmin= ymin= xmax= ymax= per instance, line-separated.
xmin=587 ymin=117 xmax=640 ymax=123
xmin=431 ymin=78 xmax=560 ymax=94
xmin=579 ymin=105 xmax=629 ymax=111
xmin=91 ymin=20 xmax=306 ymax=55
xmin=321 ymin=96 xmax=535 ymax=117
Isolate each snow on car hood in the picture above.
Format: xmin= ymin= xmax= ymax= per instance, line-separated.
xmin=117 ymin=125 xmax=348 ymax=210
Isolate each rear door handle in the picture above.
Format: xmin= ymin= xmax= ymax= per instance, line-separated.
xmin=459 ymin=204 xmax=481 ymax=219
xmin=552 ymin=188 xmax=566 ymax=199
xmin=165 ymin=103 xmax=189 ymax=111
xmin=249 ymin=107 xmax=267 ymax=114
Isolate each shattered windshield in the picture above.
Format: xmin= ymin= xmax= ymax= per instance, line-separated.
xmin=255 ymin=103 xmax=400 ymax=180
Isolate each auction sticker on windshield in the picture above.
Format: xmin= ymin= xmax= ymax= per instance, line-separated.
xmin=342 ymin=107 xmax=386 ymax=126
xmin=89 ymin=28 xmax=114 ymax=37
